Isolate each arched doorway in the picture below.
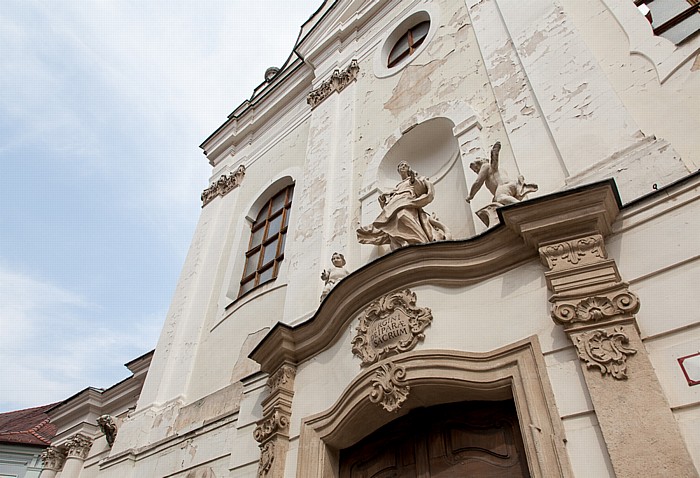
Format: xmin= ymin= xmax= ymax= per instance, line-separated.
xmin=339 ymin=400 xmax=530 ymax=477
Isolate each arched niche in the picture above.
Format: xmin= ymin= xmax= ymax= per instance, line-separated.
xmin=296 ymin=340 xmax=573 ymax=478
xmin=359 ymin=102 xmax=485 ymax=260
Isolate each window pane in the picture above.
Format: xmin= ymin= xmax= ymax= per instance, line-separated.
xmin=270 ymin=191 xmax=286 ymax=213
xmin=282 ymin=208 xmax=289 ymax=228
xmin=250 ymin=224 xmax=265 ymax=247
xmin=239 ymin=279 xmax=255 ymax=296
xmin=388 ymin=34 xmax=410 ymax=65
xmin=266 ymin=213 xmax=283 ymax=239
xmin=649 ymin=0 xmax=690 ymax=26
xmin=286 ymin=186 xmax=294 ymax=204
xmin=255 ymin=204 xmax=269 ymax=223
xmin=660 ymin=10 xmax=700 ymax=43
xmin=411 ymin=21 xmax=429 ymax=45
xmin=262 ymin=238 xmax=279 ymax=266
xmin=259 ymin=266 xmax=274 ymax=284
xmin=244 ymin=250 xmax=260 ymax=277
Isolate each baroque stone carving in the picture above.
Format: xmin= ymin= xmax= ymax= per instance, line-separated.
xmin=320 ymin=252 xmax=349 ymax=301
xmin=307 ymin=59 xmax=359 ymax=108
xmin=266 ymin=364 xmax=296 ymax=392
xmin=352 ymin=289 xmax=432 ymax=367
xmin=64 ymin=433 xmax=93 ymax=460
xmin=253 ymin=409 xmax=289 ymax=444
xmin=357 ymin=162 xmax=451 ymax=250
xmin=258 ymin=441 xmax=274 ymax=477
xmin=466 ymin=142 xmax=538 ymax=226
xmin=96 ymin=414 xmax=117 ymax=447
xmin=540 ymin=235 xmax=607 ymax=270
xmin=369 ymin=362 xmax=410 ymax=412
xmin=201 ymin=164 xmax=246 ymax=206
xmin=574 ymin=327 xmax=637 ymax=379
xmin=40 ymin=446 xmax=67 ymax=471
xmin=551 ymin=291 xmax=640 ymax=325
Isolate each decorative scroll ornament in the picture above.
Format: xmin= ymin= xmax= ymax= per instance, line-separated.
xmin=540 ymin=235 xmax=607 ymax=271
xmin=352 ymin=289 xmax=432 ymax=367
xmin=96 ymin=414 xmax=117 ymax=447
xmin=574 ymin=327 xmax=637 ymax=379
xmin=369 ymin=362 xmax=410 ymax=412
xmin=65 ymin=433 xmax=93 ymax=460
xmin=253 ymin=409 xmax=289 ymax=444
xmin=307 ymin=59 xmax=359 ymax=109
xmin=40 ymin=446 xmax=67 ymax=471
xmin=201 ymin=164 xmax=246 ymax=206
xmin=551 ymin=291 xmax=640 ymax=325
xmin=266 ymin=364 xmax=296 ymax=392
xmin=258 ymin=442 xmax=274 ymax=477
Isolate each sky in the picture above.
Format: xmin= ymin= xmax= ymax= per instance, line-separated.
xmin=0 ymin=0 xmax=323 ymax=413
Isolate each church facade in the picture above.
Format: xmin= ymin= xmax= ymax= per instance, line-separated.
xmin=42 ymin=0 xmax=700 ymax=476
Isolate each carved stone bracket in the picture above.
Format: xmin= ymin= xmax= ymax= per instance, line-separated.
xmin=253 ymin=408 xmax=290 ymax=444
xmin=253 ymin=363 xmax=296 ymax=477
xmin=352 ymin=289 xmax=432 ymax=367
xmin=201 ymin=164 xmax=246 ymax=206
xmin=64 ymin=433 xmax=93 ymax=460
xmin=369 ymin=362 xmax=410 ymax=412
xmin=266 ymin=364 xmax=296 ymax=392
xmin=307 ymin=59 xmax=359 ymax=109
xmin=96 ymin=414 xmax=117 ymax=447
xmin=551 ymin=290 xmax=640 ymax=326
xmin=40 ymin=446 xmax=67 ymax=471
xmin=573 ymin=327 xmax=637 ymax=380
xmin=540 ymin=235 xmax=607 ymax=271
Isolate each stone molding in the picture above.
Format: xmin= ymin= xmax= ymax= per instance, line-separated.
xmin=306 ymin=59 xmax=359 ymax=109
xmin=572 ymin=326 xmax=637 ymax=380
xmin=351 ymin=289 xmax=432 ymax=367
xmin=253 ymin=363 xmax=296 ymax=477
xmin=297 ymin=341 xmax=573 ymax=477
xmin=250 ymin=181 xmax=620 ymax=375
xmin=40 ymin=446 xmax=67 ymax=471
xmin=551 ymin=289 xmax=640 ymax=326
xmin=64 ymin=433 xmax=93 ymax=460
xmin=201 ymin=164 xmax=246 ymax=206
xmin=539 ymin=235 xmax=606 ymax=271
xmin=368 ymin=362 xmax=409 ymax=412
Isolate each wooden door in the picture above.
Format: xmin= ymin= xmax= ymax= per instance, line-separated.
xmin=339 ymin=400 xmax=530 ymax=478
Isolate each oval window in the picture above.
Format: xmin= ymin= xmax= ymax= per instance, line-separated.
xmin=387 ymin=21 xmax=430 ymax=68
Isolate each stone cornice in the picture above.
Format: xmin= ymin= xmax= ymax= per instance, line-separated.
xmin=250 ymin=180 xmax=622 ymax=373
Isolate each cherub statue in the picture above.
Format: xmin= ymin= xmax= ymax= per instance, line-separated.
xmin=466 ymin=141 xmax=538 ymax=226
xmin=320 ymin=252 xmax=349 ymax=301
xmin=357 ymin=161 xmax=451 ymax=250
xmin=97 ymin=414 xmax=117 ymax=447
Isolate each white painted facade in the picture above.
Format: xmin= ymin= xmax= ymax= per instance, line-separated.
xmin=44 ymin=0 xmax=700 ymax=477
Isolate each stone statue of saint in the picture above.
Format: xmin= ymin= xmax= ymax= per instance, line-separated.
xmin=466 ymin=141 xmax=538 ymax=226
xmin=357 ymin=161 xmax=451 ymax=250
xmin=320 ymin=252 xmax=349 ymax=301
xmin=97 ymin=415 xmax=117 ymax=447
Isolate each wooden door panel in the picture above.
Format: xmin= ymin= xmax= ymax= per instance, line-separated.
xmin=340 ymin=400 xmax=530 ymax=478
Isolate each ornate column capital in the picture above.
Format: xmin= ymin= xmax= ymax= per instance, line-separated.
xmin=40 ymin=446 xmax=67 ymax=471
xmin=64 ymin=433 xmax=93 ymax=460
xmin=307 ymin=59 xmax=360 ymax=109
xmin=201 ymin=164 xmax=246 ymax=206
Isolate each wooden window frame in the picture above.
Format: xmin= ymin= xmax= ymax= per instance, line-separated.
xmin=239 ymin=185 xmax=293 ymax=298
xmin=387 ymin=21 xmax=430 ymax=68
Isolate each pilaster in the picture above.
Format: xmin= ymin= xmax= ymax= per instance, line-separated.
xmin=501 ymin=182 xmax=697 ymax=477
xmin=253 ymin=364 xmax=297 ymax=478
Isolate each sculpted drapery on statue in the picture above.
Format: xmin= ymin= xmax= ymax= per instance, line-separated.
xmin=467 ymin=141 xmax=538 ymax=226
xmin=357 ymin=161 xmax=451 ymax=250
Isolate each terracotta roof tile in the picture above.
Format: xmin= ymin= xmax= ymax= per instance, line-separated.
xmin=0 ymin=404 xmax=58 ymax=446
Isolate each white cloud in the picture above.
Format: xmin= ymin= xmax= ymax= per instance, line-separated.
xmin=0 ymin=265 xmax=163 ymax=411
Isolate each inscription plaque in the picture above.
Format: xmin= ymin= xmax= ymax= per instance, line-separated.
xmin=352 ymin=289 xmax=432 ymax=367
